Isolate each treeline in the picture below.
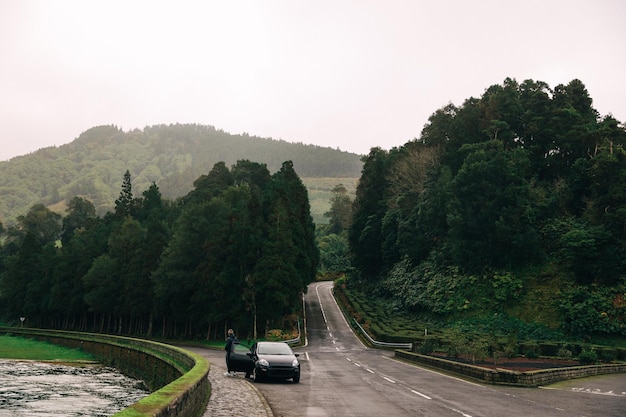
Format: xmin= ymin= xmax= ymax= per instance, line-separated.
xmin=349 ymin=78 xmax=626 ymax=337
xmin=0 ymin=160 xmax=318 ymax=340
xmin=0 ymin=123 xmax=363 ymax=225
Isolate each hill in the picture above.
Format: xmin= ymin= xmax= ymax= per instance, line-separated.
xmin=0 ymin=124 xmax=362 ymax=225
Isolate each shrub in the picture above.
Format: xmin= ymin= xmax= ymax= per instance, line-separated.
xmin=266 ymin=329 xmax=283 ymax=341
xmin=504 ymin=343 xmax=518 ymax=359
xmin=557 ymin=347 xmax=573 ymax=360
xmin=419 ymin=338 xmax=437 ymax=355
xmin=466 ymin=338 xmax=489 ymax=364
xmin=578 ymin=348 xmax=598 ymax=365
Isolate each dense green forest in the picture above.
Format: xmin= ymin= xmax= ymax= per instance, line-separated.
xmin=0 ymin=160 xmax=318 ymax=339
xmin=348 ymin=78 xmax=626 ymax=340
xmin=2 ymin=77 xmax=625 ymax=344
xmin=0 ymin=123 xmax=362 ymax=225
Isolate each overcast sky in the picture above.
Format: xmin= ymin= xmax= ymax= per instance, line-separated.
xmin=1 ymin=0 xmax=624 ymax=161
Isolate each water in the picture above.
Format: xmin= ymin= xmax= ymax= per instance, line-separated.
xmin=0 ymin=359 xmax=149 ymax=416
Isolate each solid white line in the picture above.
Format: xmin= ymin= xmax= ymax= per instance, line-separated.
xmin=383 ymin=356 xmax=484 ymax=388
xmin=410 ymin=389 xmax=431 ymax=400
xmin=383 ymin=377 xmax=395 ymax=383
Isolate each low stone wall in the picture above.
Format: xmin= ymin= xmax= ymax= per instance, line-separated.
xmin=0 ymin=327 xmax=210 ymax=417
xmin=395 ymin=349 xmax=626 ymax=387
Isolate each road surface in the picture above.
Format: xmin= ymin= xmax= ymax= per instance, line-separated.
xmin=253 ymin=281 xmax=626 ymax=417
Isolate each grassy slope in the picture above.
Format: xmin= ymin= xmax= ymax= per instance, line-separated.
xmin=302 ymin=177 xmax=358 ymax=224
xmin=0 ymin=334 xmax=94 ymax=361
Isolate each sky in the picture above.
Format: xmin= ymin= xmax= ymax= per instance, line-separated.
xmin=1 ymin=0 xmax=624 ymax=161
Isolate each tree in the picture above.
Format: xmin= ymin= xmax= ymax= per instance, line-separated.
xmin=324 ymin=184 xmax=352 ymax=234
xmin=114 ymin=170 xmax=135 ymax=217
xmin=349 ymin=148 xmax=389 ymax=282
xmin=447 ymin=141 xmax=539 ymax=271
xmin=16 ymin=203 xmax=62 ymax=246
xmin=62 ymin=197 xmax=96 ymax=244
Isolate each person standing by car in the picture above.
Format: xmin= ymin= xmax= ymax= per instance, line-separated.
xmin=224 ymin=329 xmax=238 ymax=376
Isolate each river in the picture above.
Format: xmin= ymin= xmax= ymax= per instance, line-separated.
xmin=0 ymin=359 xmax=149 ymax=416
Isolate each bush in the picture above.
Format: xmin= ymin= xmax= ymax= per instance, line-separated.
xmin=466 ymin=338 xmax=489 ymax=364
xmin=504 ymin=343 xmax=518 ymax=359
xmin=418 ymin=338 xmax=437 ymax=355
xmin=557 ymin=347 xmax=573 ymax=360
xmin=578 ymin=348 xmax=598 ymax=365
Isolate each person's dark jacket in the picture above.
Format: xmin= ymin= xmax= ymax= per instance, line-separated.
xmin=225 ymin=334 xmax=238 ymax=352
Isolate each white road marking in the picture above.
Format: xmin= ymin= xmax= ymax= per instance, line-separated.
xmin=383 ymin=356 xmax=484 ymax=388
xmin=305 ymin=351 xmax=310 ymax=361
xmin=383 ymin=377 xmax=395 ymax=383
xmin=354 ymin=362 xmax=361 ymax=367
xmin=346 ymin=357 xmax=352 ymax=362
xmin=410 ymin=389 xmax=431 ymax=400
xmin=450 ymin=408 xmax=472 ymax=417
xmin=366 ymin=368 xmax=375 ymax=374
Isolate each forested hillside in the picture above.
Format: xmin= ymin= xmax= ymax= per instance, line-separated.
xmin=0 ymin=123 xmax=362 ymax=225
xmin=348 ymin=78 xmax=626 ymax=339
xmin=0 ymin=160 xmax=317 ymax=339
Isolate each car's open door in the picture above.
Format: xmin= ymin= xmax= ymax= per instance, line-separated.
xmin=228 ymin=342 xmax=254 ymax=373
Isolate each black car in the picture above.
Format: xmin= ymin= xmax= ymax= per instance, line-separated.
xmin=227 ymin=341 xmax=300 ymax=383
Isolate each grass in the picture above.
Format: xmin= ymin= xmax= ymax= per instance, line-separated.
xmin=0 ymin=334 xmax=95 ymax=362
xmin=302 ymin=177 xmax=358 ymax=224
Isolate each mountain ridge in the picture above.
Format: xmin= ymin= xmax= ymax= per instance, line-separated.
xmin=0 ymin=123 xmax=363 ymax=225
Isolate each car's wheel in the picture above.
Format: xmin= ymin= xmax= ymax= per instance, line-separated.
xmin=292 ymin=373 xmax=300 ymax=383
xmin=253 ymin=367 xmax=262 ymax=382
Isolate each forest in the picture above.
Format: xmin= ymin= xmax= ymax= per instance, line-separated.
xmin=0 ymin=123 xmax=363 ymax=225
xmin=348 ymin=78 xmax=626 ymax=339
xmin=0 ymin=160 xmax=318 ymax=339
xmin=1 ymin=77 xmax=625 ymax=342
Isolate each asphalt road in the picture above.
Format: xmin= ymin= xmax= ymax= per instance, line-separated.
xmin=252 ymin=281 xmax=626 ymax=417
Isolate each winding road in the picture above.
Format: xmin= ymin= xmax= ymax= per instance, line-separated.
xmin=254 ymin=281 xmax=626 ymax=417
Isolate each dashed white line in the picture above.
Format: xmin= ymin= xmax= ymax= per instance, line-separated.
xmin=410 ymin=389 xmax=432 ymax=400
xmin=366 ymin=368 xmax=375 ymax=374
xmin=383 ymin=377 xmax=396 ymax=383
xmin=450 ymin=408 xmax=473 ymax=417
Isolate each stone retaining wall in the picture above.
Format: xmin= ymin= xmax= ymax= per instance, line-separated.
xmin=0 ymin=327 xmax=210 ymax=417
xmin=395 ymin=349 xmax=626 ymax=387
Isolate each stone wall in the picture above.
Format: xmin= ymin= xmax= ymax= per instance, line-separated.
xmin=395 ymin=349 xmax=626 ymax=387
xmin=0 ymin=327 xmax=210 ymax=417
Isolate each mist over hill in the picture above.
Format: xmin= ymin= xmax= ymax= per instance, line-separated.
xmin=0 ymin=124 xmax=363 ymax=224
